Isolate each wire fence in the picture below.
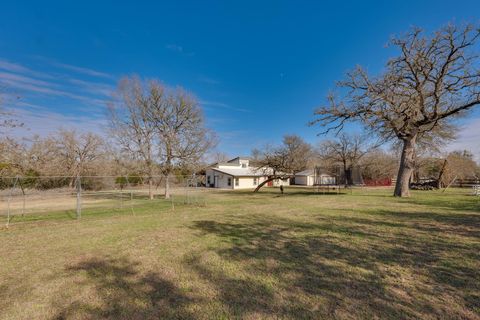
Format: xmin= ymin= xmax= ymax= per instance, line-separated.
xmin=0 ymin=175 xmax=209 ymax=227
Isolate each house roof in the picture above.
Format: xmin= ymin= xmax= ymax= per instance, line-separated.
xmin=296 ymin=169 xmax=315 ymax=176
xmin=226 ymin=156 xmax=251 ymax=163
xmin=296 ymin=169 xmax=336 ymax=177
xmin=207 ymin=156 xmax=251 ymax=168
xmin=216 ymin=162 xmax=240 ymax=167
xmin=211 ymin=167 xmax=270 ymax=177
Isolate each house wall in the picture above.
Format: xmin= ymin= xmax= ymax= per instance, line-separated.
xmin=237 ymin=176 xmax=288 ymax=189
xmin=206 ymin=167 xmax=290 ymax=190
xmin=294 ymin=176 xmax=313 ymax=186
xmin=216 ymin=174 xmax=233 ymax=189
xmin=205 ymin=169 xmax=215 ymax=187
xmin=226 ymin=158 xmax=249 ymax=168
xmin=205 ymin=169 xmax=234 ymax=189
xmin=295 ymin=176 xmax=308 ymax=186
xmin=205 ymin=169 xmax=213 ymax=187
xmin=239 ymin=159 xmax=249 ymax=167
xmin=273 ymin=178 xmax=290 ymax=187
xmin=205 ymin=171 xmax=273 ymax=190
xmin=234 ymin=177 xmax=256 ymax=189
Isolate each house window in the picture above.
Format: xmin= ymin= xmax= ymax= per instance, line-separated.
xmin=235 ymin=178 xmax=239 ymax=186
xmin=227 ymin=177 xmax=231 ymax=186
xmin=253 ymin=177 xmax=257 ymax=185
xmin=207 ymin=176 xmax=211 ymax=184
xmin=242 ymin=163 xmax=247 ymax=168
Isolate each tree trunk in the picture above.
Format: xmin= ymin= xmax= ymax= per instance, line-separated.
xmin=164 ymin=149 xmax=172 ymax=199
xmin=164 ymin=173 xmax=170 ymax=199
xmin=253 ymin=176 xmax=291 ymax=193
xmin=253 ymin=176 xmax=276 ymax=193
xmin=436 ymin=159 xmax=448 ymax=188
xmin=148 ymin=177 xmax=154 ymax=200
xmin=146 ymin=161 xmax=154 ymax=200
xmin=394 ymin=136 xmax=416 ymax=197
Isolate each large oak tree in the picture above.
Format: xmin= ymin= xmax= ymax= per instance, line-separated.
xmin=109 ymin=77 xmax=160 ymax=199
xmin=146 ymin=87 xmax=217 ymax=199
xmin=311 ymin=24 xmax=480 ymax=197
xmin=109 ymin=76 xmax=216 ymax=199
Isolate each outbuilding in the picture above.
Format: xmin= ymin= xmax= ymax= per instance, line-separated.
xmin=294 ymin=169 xmax=336 ymax=186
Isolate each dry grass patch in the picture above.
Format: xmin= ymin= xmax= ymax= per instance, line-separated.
xmin=0 ymin=187 xmax=479 ymax=319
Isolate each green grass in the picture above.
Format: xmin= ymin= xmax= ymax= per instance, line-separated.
xmin=0 ymin=187 xmax=479 ymax=319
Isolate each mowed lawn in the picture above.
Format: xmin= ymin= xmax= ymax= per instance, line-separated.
xmin=1 ymin=187 xmax=479 ymax=319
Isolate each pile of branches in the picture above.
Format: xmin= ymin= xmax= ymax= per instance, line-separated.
xmin=410 ymin=180 xmax=437 ymax=190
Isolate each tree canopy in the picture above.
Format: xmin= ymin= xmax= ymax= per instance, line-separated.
xmin=311 ymin=23 xmax=480 ymax=197
xmin=253 ymin=135 xmax=312 ymax=192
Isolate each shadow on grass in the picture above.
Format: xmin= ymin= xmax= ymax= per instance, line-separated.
xmin=212 ymin=189 xmax=347 ymax=199
xmin=188 ymin=219 xmax=401 ymax=318
xmin=365 ymin=209 xmax=480 ymax=238
xmin=189 ymin=214 xmax=479 ymax=318
xmin=404 ymin=195 xmax=480 ymax=213
xmin=277 ymin=191 xmax=347 ymax=197
xmin=54 ymin=256 xmax=197 ymax=320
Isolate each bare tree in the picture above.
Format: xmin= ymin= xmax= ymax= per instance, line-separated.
xmin=26 ymin=135 xmax=62 ymax=176
xmin=147 ymin=87 xmax=217 ymax=199
xmin=318 ymin=133 xmax=374 ymax=184
xmin=54 ymin=129 xmax=106 ymax=183
xmin=110 ymin=76 xmax=216 ymax=199
xmin=210 ymin=151 xmax=230 ymax=164
xmin=253 ymin=135 xmax=312 ymax=192
xmin=1 ymin=133 xmax=118 ymax=181
xmin=361 ymin=149 xmax=398 ymax=182
xmin=438 ymin=150 xmax=479 ymax=187
xmin=311 ymin=23 xmax=480 ymax=197
xmin=109 ymin=76 xmax=160 ymax=199
xmin=0 ymin=137 xmax=29 ymax=175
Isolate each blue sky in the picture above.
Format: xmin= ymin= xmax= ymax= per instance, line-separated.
xmin=1 ymin=0 xmax=479 ymax=159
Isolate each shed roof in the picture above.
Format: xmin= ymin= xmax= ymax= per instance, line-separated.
xmin=296 ymin=169 xmax=315 ymax=176
xmin=296 ymin=169 xmax=336 ymax=177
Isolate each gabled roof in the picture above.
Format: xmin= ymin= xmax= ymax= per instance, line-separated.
xmin=211 ymin=167 xmax=271 ymax=177
xmin=216 ymin=162 xmax=240 ymax=167
xmin=226 ymin=156 xmax=251 ymax=163
xmin=207 ymin=156 xmax=251 ymax=168
xmin=296 ymin=169 xmax=315 ymax=176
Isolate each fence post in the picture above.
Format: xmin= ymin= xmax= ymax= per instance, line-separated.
xmin=185 ymin=179 xmax=188 ymax=205
xmin=18 ymin=178 xmax=26 ymax=217
xmin=120 ymin=176 xmax=123 ymax=210
xmin=76 ymin=175 xmax=82 ymax=219
xmin=126 ymin=175 xmax=135 ymax=215
xmin=6 ymin=176 xmax=19 ymax=228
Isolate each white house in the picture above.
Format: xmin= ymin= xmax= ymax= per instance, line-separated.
xmin=205 ymin=157 xmax=290 ymax=190
xmin=294 ymin=169 xmax=337 ymax=186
